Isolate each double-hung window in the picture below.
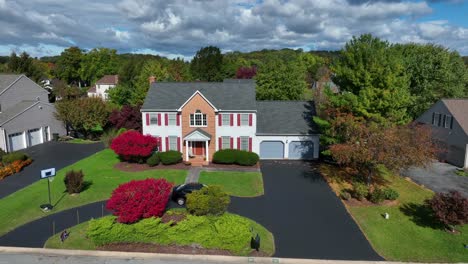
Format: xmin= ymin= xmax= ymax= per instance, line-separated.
xmin=168 ymin=113 xmax=177 ymax=126
xmin=168 ymin=136 xmax=178 ymax=151
xmin=444 ymin=115 xmax=452 ymax=129
xmin=190 ymin=113 xmax=207 ymax=127
xmin=240 ymin=136 xmax=249 ymax=151
xmin=150 ymin=113 xmax=158 ymax=125
xmin=240 ymin=114 xmax=249 ymax=126
xmin=221 ymin=114 xmax=230 ymax=126
xmin=221 ymin=136 xmax=231 ymax=149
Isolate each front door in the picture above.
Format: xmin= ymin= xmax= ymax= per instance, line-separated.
xmin=193 ymin=142 xmax=205 ymax=156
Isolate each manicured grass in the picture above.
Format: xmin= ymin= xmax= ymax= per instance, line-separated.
xmin=455 ymin=169 xmax=468 ymax=177
xmin=45 ymin=211 xmax=275 ymax=256
xmin=199 ymin=171 xmax=264 ymax=197
xmin=0 ymin=149 xmax=187 ymax=236
xmin=67 ymin=139 xmax=99 ymax=144
xmin=321 ymin=164 xmax=468 ymax=263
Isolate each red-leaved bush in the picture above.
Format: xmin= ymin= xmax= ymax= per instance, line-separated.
xmin=110 ymin=131 xmax=158 ymax=163
xmin=425 ymin=191 xmax=468 ymax=231
xmin=106 ymin=178 xmax=173 ymax=223
xmin=236 ymin=66 xmax=257 ymax=79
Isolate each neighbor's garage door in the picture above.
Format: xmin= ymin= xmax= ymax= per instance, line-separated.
xmin=288 ymin=141 xmax=314 ymax=160
xmin=28 ymin=128 xmax=42 ymax=146
xmin=8 ymin=132 xmax=25 ymax=152
xmin=260 ymin=141 xmax=284 ymax=159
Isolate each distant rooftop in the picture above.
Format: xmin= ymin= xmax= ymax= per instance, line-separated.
xmin=96 ymin=75 xmax=118 ymax=85
xmin=442 ymin=98 xmax=468 ymax=134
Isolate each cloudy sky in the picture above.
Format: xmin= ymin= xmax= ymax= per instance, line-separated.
xmin=0 ymin=0 xmax=467 ymax=58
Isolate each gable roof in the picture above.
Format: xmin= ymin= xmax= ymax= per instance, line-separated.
xmin=87 ymin=85 xmax=96 ymax=93
xmin=0 ymin=100 xmax=40 ymax=125
xmin=256 ymin=101 xmax=319 ymax=135
xmin=96 ymin=75 xmax=118 ymax=85
xmin=442 ymin=99 xmax=468 ymax=134
xmin=142 ymin=81 xmax=257 ymax=111
xmin=0 ymin=74 xmax=23 ymax=94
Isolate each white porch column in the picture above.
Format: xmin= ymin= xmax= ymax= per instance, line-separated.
xmin=205 ymin=140 xmax=209 ymax=163
xmin=185 ymin=140 xmax=189 ymax=161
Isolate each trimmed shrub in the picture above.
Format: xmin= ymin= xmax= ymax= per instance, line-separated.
xmin=340 ymin=189 xmax=351 ymax=200
xmin=369 ymin=188 xmax=386 ymax=204
xmin=110 ymin=131 xmax=159 ymax=163
xmin=186 ymin=185 xmax=230 ymax=216
xmin=2 ymin=151 xmax=29 ymax=164
xmin=383 ymin=188 xmax=399 ymax=200
xmin=159 ymin=151 xmax=182 ymax=165
xmin=212 ymin=149 xmax=259 ymax=166
xmin=64 ymin=170 xmax=84 ymax=194
xmin=425 ymin=191 xmax=468 ymax=231
xmin=352 ymin=182 xmax=369 ymax=201
xmin=146 ymin=153 xmax=160 ymax=167
xmin=106 ymin=178 xmax=173 ymax=223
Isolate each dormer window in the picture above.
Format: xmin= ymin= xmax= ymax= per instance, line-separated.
xmin=190 ymin=112 xmax=207 ymax=127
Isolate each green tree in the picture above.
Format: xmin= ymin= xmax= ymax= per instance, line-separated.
xmin=255 ymin=57 xmax=307 ymax=100
xmin=395 ymin=43 xmax=468 ymax=118
xmin=79 ymin=48 xmax=119 ymax=85
xmin=167 ymin=58 xmax=192 ymax=81
xmin=108 ymin=84 xmax=133 ymax=106
xmin=55 ymin=47 xmax=83 ymax=85
xmin=131 ymin=60 xmax=169 ymax=105
xmin=190 ymin=46 xmax=223 ymax=81
xmin=6 ymin=52 xmax=48 ymax=82
xmin=332 ymin=34 xmax=411 ymax=125
xmin=55 ymin=97 xmax=111 ymax=138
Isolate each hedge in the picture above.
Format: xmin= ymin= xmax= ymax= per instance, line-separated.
xmin=87 ymin=213 xmax=253 ymax=255
xmin=212 ymin=149 xmax=259 ymax=166
xmin=158 ymin=151 xmax=183 ymax=165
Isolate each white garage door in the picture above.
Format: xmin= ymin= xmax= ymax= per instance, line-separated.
xmin=8 ymin=132 xmax=25 ymax=152
xmin=288 ymin=141 xmax=315 ymax=160
xmin=28 ymin=128 xmax=42 ymax=146
xmin=260 ymin=141 xmax=284 ymax=159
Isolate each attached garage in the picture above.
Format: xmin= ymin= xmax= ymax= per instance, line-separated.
xmin=8 ymin=132 xmax=25 ymax=152
xmin=288 ymin=141 xmax=314 ymax=160
xmin=28 ymin=128 xmax=42 ymax=146
xmin=260 ymin=141 xmax=284 ymax=159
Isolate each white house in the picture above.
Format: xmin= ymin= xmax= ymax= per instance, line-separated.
xmin=87 ymin=75 xmax=118 ymax=100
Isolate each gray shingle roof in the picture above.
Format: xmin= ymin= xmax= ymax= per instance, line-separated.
xmin=256 ymin=101 xmax=318 ymax=135
xmin=142 ymin=81 xmax=257 ymax=111
xmin=0 ymin=74 xmax=21 ymax=92
xmin=184 ymin=128 xmax=212 ymax=139
xmin=442 ymin=98 xmax=468 ymax=134
xmin=0 ymin=100 xmax=38 ymax=125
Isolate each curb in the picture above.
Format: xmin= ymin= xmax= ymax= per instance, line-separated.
xmin=0 ymin=246 xmax=394 ymax=264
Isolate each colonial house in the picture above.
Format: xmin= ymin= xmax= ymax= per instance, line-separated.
xmin=141 ymin=79 xmax=320 ymax=165
xmin=416 ymin=99 xmax=468 ymax=168
xmin=87 ymin=75 xmax=118 ymax=100
xmin=0 ymin=74 xmax=66 ymax=152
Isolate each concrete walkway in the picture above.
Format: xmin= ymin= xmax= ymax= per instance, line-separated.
xmin=403 ymin=162 xmax=468 ymax=197
xmin=185 ymin=167 xmax=202 ymax=183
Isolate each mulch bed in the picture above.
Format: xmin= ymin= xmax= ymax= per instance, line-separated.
xmin=114 ymin=162 xmax=190 ymax=172
xmin=344 ymin=197 xmax=399 ymax=207
xmin=203 ymin=163 xmax=260 ymax=170
xmin=97 ymin=242 xmax=268 ymax=257
xmin=161 ymin=212 xmax=186 ymax=225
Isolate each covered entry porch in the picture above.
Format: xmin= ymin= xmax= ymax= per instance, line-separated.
xmin=184 ymin=129 xmax=212 ymax=165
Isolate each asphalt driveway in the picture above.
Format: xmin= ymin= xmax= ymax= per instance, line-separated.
xmin=0 ymin=141 xmax=104 ymax=199
xmin=229 ymin=160 xmax=382 ymax=260
xmin=404 ymin=162 xmax=468 ymax=197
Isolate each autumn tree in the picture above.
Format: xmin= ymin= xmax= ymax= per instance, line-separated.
xmin=425 ymin=191 xmax=468 ymax=232
xmin=236 ymin=66 xmax=257 ymax=79
xmin=108 ymin=105 xmax=142 ymax=132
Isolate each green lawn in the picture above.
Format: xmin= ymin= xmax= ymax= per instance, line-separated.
xmin=199 ymin=171 xmax=264 ymax=197
xmin=45 ymin=212 xmax=275 ymax=256
xmin=0 ymin=149 xmax=187 ymax=236
xmin=329 ymin=168 xmax=468 ymax=262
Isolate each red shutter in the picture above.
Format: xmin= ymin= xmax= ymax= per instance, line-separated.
xmin=177 ymin=137 xmax=181 ymax=151
xmin=176 ymin=113 xmax=180 ymax=126
xmin=230 ymin=137 xmax=233 ymax=149
xmin=237 ymin=137 xmax=240 ymax=150
xmin=158 ymin=137 xmax=162 ymax=151
xmin=165 ymin=137 xmax=169 ymax=151
xmin=230 ymin=114 xmax=234 ymax=126
xmin=146 ymin=113 xmax=149 ymax=126
xmin=158 ymin=114 xmax=161 ymax=126
xmin=249 ymin=114 xmax=252 ymax=126
xmin=218 ymin=114 xmax=222 ymax=126
xmin=248 ymin=137 xmax=252 ymax=152
xmin=218 ymin=137 xmax=222 ymax=150
xmin=165 ymin=114 xmax=168 ymax=126
xmin=237 ymin=114 xmax=241 ymax=126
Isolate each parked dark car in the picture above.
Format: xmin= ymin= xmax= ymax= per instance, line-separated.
xmin=171 ymin=183 xmax=206 ymax=205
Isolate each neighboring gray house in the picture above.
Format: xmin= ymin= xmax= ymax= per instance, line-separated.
xmin=0 ymin=74 xmax=66 ymax=152
xmin=416 ymin=99 xmax=468 ymax=168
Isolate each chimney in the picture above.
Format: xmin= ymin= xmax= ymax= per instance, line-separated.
xmin=148 ymin=76 xmax=156 ymax=84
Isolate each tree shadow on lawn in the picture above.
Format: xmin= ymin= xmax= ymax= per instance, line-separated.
xmin=54 ymin=181 xmax=94 ymax=207
xmin=399 ymin=202 xmax=444 ymax=230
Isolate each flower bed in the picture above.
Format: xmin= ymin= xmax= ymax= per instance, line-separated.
xmin=0 ymin=159 xmax=32 ymax=180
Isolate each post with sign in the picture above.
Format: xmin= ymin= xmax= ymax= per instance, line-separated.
xmin=40 ymin=168 xmax=56 ymax=211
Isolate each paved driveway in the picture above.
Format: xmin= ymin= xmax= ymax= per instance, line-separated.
xmin=404 ymin=162 xmax=468 ymax=197
xmin=0 ymin=141 xmax=104 ymax=199
xmin=229 ymin=161 xmax=382 ymax=260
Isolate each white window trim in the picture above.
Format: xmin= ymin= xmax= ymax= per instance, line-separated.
xmin=168 ymin=113 xmax=177 ymax=126
xmin=240 ymin=113 xmax=249 ymax=126
xmin=149 ymin=113 xmax=158 ymax=126
xmin=221 ymin=114 xmax=230 ymax=126
xmin=240 ymin=136 xmax=249 ymax=151
xmin=168 ymin=136 xmax=178 ymax=151
xmin=190 ymin=113 xmax=207 ymax=127
xmin=221 ymin=136 xmax=230 ymax=150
